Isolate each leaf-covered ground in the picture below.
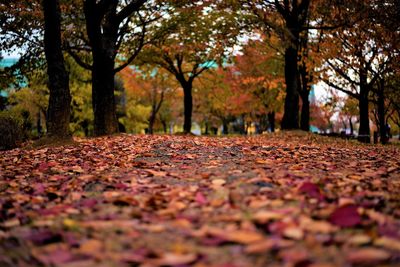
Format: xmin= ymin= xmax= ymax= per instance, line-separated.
xmin=1 ymin=132 xmax=400 ymax=267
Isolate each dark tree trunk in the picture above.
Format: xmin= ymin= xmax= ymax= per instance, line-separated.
xmin=84 ymin=1 xmax=120 ymax=136
xmin=148 ymin=91 xmax=164 ymax=135
xmin=42 ymin=0 xmax=71 ymax=139
xmin=358 ymin=86 xmax=370 ymax=143
xmin=148 ymin=112 xmax=156 ymax=134
xmin=92 ymin=54 xmax=119 ymax=136
xmin=161 ymin=120 xmax=168 ymax=134
xmin=349 ymin=117 xmax=354 ymax=135
xmin=377 ymin=82 xmax=387 ymax=144
xmin=240 ymin=114 xmax=246 ymax=135
xmin=204 ymin=121 xmax=209 ymax=135
xmin=281 ymin=47 xmax=300 ymax=130
xmin=299 ymin=63 xmax=310 ymax=132
xmin=222 ymin=119 xmax=229 ymax=135
xmin=268 ymin=112 xmax=275 ymax=132
xmin=183 ymin=84 xmax=193 ymax=133
xmin=37 ymin=111 xmax=43 ymax=136
xmin=300 ymin=91 xmax=310 ymax=131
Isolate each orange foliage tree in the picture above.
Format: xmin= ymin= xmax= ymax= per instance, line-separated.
xmin=119 ymin=66 xmax=178 ymax=134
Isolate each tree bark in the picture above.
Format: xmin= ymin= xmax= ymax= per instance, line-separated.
xmin=300 ymin=91 xmax=310 ymax=131
xmin=268 ymin=111 xmax=275 ymax=132
xmin=92 ymin=53 xmax=119 ymax=136
xmin=377 ymin=81 xmax=387 ymax=144
xmin=84 ymin=1 xmax=119 ymax=136
xmin=161 ymin=119 xmax=168 ymax=134
xmin=349 ymin=117 xmax=354 ymax=135
xmin=281 ymin=47 xmax=300 ymax=130
xmin=148 ymin=112 xmax=156 ymax=134
xmin=222 ymin=119 xmax=229 ymax=135
xmin=42 ymin=0 xmax=71 ymax=139
xmin=358 ymin=85 xmax=370 ymax=143
xmin=204 ymin=121 xmax=209 ymax=135
xmin=183 ymin=83 xmax=193 ymax=133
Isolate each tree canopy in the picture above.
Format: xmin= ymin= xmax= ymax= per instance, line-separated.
xmin=0 ymin=0 xmax=399 ymax=144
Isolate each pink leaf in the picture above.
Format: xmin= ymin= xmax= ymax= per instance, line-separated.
xmin=195 ymin=192 xmax=207 ymax=205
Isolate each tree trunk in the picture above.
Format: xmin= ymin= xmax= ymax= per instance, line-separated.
xmin=268 ymin=112 xmax=275 ymax=132
xmin=37 ymin=111 xmax=43 ymax=136
xmin=183 ymin=84 xmax=193 ymax=133
xmin=84 ymin=2 xmax=119 ymax=136
xmin=300 ymin=91 xmax=310 ymax=131
xmin=42 ymin=0 xmax=71 ymax=139
xmin=240 ymin=114 xmax=246 ymax=135
xmin=281 ymin=47 xmax=300 ymax=130
xmin=358 ymin=86 xmax=370 ymax=143
xmin=92 ymin=54 xmax=119 ymax=136
xmin=349 ymin=117 xmax=354 ymax=135
xmin=148 ymin=112 xmax=156 ymax=135
xmin=222 ymin=119 xmax=229 ymax=135
xmin=377 ymin=82 xmax=387 ymax=144
xmin=204 ymin=121 xmax=209 ymax=135
xmin=161 ymin=120 xmax=168 ymax=134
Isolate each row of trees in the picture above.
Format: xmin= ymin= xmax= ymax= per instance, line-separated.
xmin=1 ymin=0 xmax=399 ymax=144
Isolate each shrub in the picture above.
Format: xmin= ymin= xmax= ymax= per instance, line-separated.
xmin=0 ymin=112 xmax=23 ymax=150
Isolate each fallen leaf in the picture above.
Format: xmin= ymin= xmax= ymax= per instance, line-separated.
xmin=374 ymin=237 xmax=400 ymax=251
xmin=329 ymin=204 xmax=361 ymax=227
xmin=195 ymin=192 xmax=207 ymax=205
xmin=207 ymin=227 xmax=265 ymax=244
xmin=79 ymin=239 xmax=103 ymax=255
xmin=252 ymin=210 xmax=284 ymax=223
xmin=283 ymin=227 xmax=304 ymax=240
xmin=245 ymin=240 xmax=274 ymax=253
xmin=298 ymin=182 xmax=324 ymax=200
xmin=148 ymin=253 xmax=197 ymax=265
xmin=346 ymin=234 xmax=371 ymax=246
xmin=299 ymin=217 xmax=337 ymax=234
xmin=346 ymin=248 xmax=390 ymax=264
xmin=211 ymin=179 xmax=226 ymax=186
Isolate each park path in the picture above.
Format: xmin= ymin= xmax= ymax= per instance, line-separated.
xmin=1 ymin=132 xmax=400 ymax=266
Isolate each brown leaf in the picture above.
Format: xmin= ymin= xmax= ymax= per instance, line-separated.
xmin=374 ymin=237 xmax=400 ymax=252
xmin=79 ymin=239 xmax=103 ymax=255
xmin=207 ymin=227 xmax=264 ymax=244
xmin=346 ymin=248 xmax=391 ymax=264
xmin=252 ymin=210 xmax=284 ymax=223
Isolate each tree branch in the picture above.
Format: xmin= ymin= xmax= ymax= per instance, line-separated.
xmin=115 ymin=0 xmax=146 ymax=24
xmin=114 ymin=18 xmax=147 ymax=73
xmin=322 ymin=79 xmax=359 ymax=99
xmin=66 ymin=48 xmax=93 ymax=70
xmin=327 ymin=60 xmax=360 ymax=86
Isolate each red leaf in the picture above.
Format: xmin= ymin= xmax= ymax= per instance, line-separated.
xmin=298 ymin=182 xmax=324 ymax=200
xmin=329 ymin=204 xmax=361 ymax=227
xmin=38 ymin=163 xmax=49 ymax=172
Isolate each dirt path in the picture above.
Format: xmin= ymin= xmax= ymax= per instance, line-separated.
xmin=1 ymin=133 xmax=400 ymax=266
